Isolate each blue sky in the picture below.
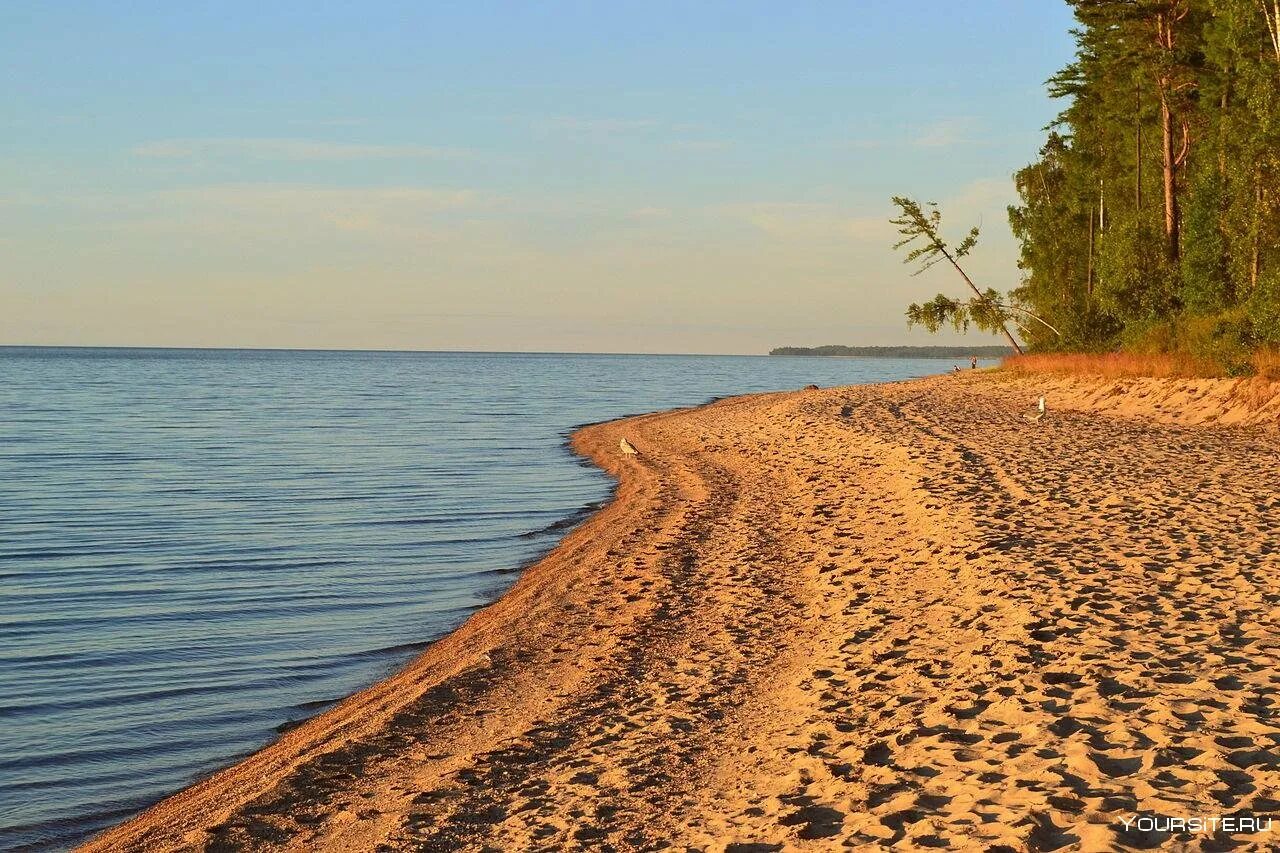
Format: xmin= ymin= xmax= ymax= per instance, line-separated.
xmin=2 ymin=1 xmax=1077 ymax=353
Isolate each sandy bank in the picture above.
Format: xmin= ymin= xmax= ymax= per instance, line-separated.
xmin=84 ymin=374 xmax=1280 ymax=851
xmin=987 ymin=369 xmax=1280 ymax=428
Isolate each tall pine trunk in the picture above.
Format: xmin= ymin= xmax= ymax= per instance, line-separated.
xmin=1086 ymin=206 xmax=1095 ymax=298
xmin=1265 ymin=1 xmax=1280 ymax=64
xmin=1253 ymin=168 xmax=1263 ymax=292
xmin=1161 ymin=91 xmax=1179 ymax=261
xmin=1156 ymin=9 xmax=1183 ymax=263
xmin=1135 ymin=89 xmax=1143 ymax=211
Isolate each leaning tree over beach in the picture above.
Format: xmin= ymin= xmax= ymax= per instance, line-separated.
xmin=890 ymin=196 xmax=1060 ymax=355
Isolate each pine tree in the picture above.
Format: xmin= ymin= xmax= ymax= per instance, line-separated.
xmin=1005 ymin=0 xmax=1280 ymax=370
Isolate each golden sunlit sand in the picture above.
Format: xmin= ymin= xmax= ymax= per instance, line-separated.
xmin=84 ymin=372 xmax=1280 ymax=851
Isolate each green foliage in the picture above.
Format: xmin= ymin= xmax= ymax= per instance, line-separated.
xmin=1180 ymin=165 xmax=1230 ymax=311
xmin=906 ymin=294 xmax=966 ymax=333
xmin=890 ymin=196 xmax=1029 ymax=352
xmin=890 ymin=197 xmax=976 ymax=276
xmin=904 ymin=288 xmax=1029 ymax=340
xmin=1095 ymin=217 xmax=1177 ymax=321
xmin=1006 ymin=0 xmax=1280 ymax=373
xmin=1124 ymin=310 xmax=1259 ymax=376
xmin=1248 ymin=266 xmax=1280 ymax=344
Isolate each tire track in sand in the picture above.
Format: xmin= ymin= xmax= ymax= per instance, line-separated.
xmin=84 ymin=378 xmax=1280 ymax=852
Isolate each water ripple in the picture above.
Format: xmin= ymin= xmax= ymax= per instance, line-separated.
xmin=0 ymin=346 xmax=966 ymax=850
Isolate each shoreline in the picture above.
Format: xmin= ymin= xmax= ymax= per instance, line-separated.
xmin=80 ymin=392 xmax=725 ymax=852
xmin=83 ymin=373 xmax=1280 ymax=851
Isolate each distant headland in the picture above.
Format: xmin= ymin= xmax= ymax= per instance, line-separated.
xmin=769 ymin=345 xmax=1012 ymax=358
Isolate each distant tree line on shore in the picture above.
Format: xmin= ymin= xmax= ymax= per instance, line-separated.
xmin=769 ymin=345 xmax=1011 ymax=358
xmin=1010 ymin=0 xmax=1280 ymax=373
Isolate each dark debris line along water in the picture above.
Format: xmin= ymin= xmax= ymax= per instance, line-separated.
xmin=0 ymin=347 xmax=984 ymax=850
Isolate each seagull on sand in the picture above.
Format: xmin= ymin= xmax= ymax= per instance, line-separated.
xmin=1024 ymin=396 xmax=1046 ymax=423
xmin=619 ymin=438 xmax=639 ymax=456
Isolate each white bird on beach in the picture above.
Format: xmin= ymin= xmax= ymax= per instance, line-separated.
xmin=1025 ymin=396 xmax=1046 ymax=423
xmin=619 ymin=438 xmax=639 ymax=456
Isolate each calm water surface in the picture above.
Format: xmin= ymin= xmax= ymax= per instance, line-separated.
xmin=0 ymin=348 xmax=983 ymax=850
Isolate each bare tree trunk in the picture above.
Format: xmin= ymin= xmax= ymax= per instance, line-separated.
xmin=1087 ymin=206 xmax=1095 ymax=298
xmin=1253 ymin=169 xmax=1263 ymax=291
xmin=1160 ymin=87 xmax=1179 ymax=261
xmin=939 ymin=248 xmax=1024 ymax=355
xmin=1135 ymin=88 xmax=1143 ymax=211
xmin=1099 ymin=178 xmax=1105 ymax=231
xmin=1252 ymin=236 xmax=1261 ymax=292
xmin=1219 ymin=87 xmax=1229 ymax=180
xmin=1263 ymin=1 xmax=1280 ymax=63
xmin=1155 ymin=6 xmax=1192 ymax=263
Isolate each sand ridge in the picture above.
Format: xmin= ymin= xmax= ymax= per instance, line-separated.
xmin=82 ymin=375 xmax=1280 ymax=851
xmin=985 ymin=371 xmax=1280 ymax=429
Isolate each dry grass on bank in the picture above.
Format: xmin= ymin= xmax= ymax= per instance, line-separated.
xmin=1001 ymin=349 xmax=1280 ymax=416
xmin=1251 ymin=347 xmax=1280 ymax=381
xmin=1002 ymin=351 xmax=1220 ymax=379
xmin=1004 ymin=348 xmax=1280 ymax=381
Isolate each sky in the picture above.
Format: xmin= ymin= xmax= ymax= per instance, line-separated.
xmin=2 ymin=1 xmax=1078 ymax=354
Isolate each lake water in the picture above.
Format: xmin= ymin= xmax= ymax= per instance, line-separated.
xmin=0 ymin=347 xmax=986 ymax=850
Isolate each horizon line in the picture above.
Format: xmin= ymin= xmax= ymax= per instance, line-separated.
xmin=0 ymin=343 xmax=1007 ymax=358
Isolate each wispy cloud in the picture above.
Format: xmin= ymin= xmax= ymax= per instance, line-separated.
xmin=827 ymin=138 xmax=884 ymax=151
xmin=79 ymin=184 xmax=497 ymax=241
xmin=133 ymin=137 xmax=468 ymax=161
xmin=717 ymin=201 xmax=894 ymax=243
xmin=667 ymin=139 xmax=731 ymax=152
xmin=525 ymin=116 xmax=732 ymax=151
xmin=911 ymin=118 xmax=978 ymax=149
xmin=944 ymin=177 xmax=1016 ymax=211
xmin=286 ymin=117 xmax=368 ymax=128
xmin=163 ymin=184 xmax=485 ymax=206
xmin=628 ymin=206 xmax=672 ymax=219
xmin=534 ymin=116 xmax=659 ymax=138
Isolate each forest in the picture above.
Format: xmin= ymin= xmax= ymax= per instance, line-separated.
xmin=1008 ymin=0 xmax=1279 ymax=373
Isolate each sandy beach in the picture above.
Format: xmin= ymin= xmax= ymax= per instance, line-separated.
xmin=83 ymin=372 xmax=1280 ymax=852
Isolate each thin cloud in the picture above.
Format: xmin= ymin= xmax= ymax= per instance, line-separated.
xmin=718 ymin=202 xmax=894 ymax=243
xmin=133 ymin=137 xmax=469 ymax=161
xmin=667 ymin=139 xmax=731 ymax=152
xmin=939 ymin=178 xmax=1018 ymax=225
xmin=161 ymin=184 xmax=487 ymax=208
xmin=287 ymin=117 xmax=368 ymax=128
xmin=80 ymin=184 xmax=497 ymax=242
xmin=535 ymin=116 xmax=659 ymax=136
xmin=628 ymin=206 xmax=672 ymax=219
xmin=912 ymin=118 xmax=978 ymax=149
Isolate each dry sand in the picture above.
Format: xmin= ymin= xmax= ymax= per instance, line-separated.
xmin=84 ymin=373 xmax=1280 ymax=851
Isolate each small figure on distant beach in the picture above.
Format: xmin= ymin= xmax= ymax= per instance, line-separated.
xmin=970 ymin=356 xmax=978 ymax=370
xmin=619 ymin=438 xmax=639 ymax=457
xmin=953 ymin=365 xmax=961 ymax=373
